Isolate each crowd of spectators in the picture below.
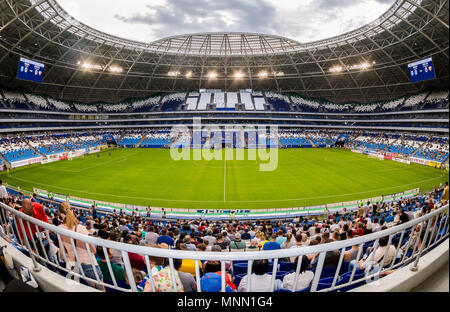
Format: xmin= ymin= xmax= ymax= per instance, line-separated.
xmin=345 ymin=131 xmax=448 ymax=162
xmin=2 ymin=89 xmax=447 ymax=113
xmin=1 ymin=182 xmax=448 ymax=292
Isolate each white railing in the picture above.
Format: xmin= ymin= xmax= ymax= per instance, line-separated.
xmin=0 ymin=202 xmax=448 ymax=292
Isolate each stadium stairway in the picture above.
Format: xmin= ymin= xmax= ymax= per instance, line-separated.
xmin=410 ymin=136 xmax=432 ymax=157
xmin=136 ymin=132 xmax=148 ymax=148
xmin=23 ymin=137 xmax=45 ymax=157
xmin=169 ymin=133 xmax=181 ymax=148
xmin=326 ymin=132 xmax=334 ymax=143
xmin=117 ymin=131 xmax=126 ymax=144
xmin=389 ymin=135 xmax=402 ymax=148
xmin=51 ymin=137 xmax=71 ymax=152
xmin=305 ymin=134 xmax=316 ymax=147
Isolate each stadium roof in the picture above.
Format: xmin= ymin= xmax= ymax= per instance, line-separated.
xmin=0 ymin=0 xmax=448 ymax=103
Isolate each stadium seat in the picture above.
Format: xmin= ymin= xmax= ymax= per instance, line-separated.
xmin=316 ymin=277 xmax=338 ymax=291
xmin=279 ymin=262 xmax=294 ymax=272
xmin=337 ymin=271 xmax=367 ymax=292
xmin=233 ymin=263 xmax=248 ymax=275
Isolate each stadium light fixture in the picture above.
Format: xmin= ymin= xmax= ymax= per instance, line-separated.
xmin=80 ymin=63 xmax=104 ymax=71
xmin=349 ymin=63 xmax=372 ymax=70
xmin=329 ymin=66 xmax=343 ymax=73
xmin=273 ymin=71 xmax=285 ymax=77
xmin=109 ymin=66 xmax=123 ymax=73
xmin=330 ymin=62 xmax=375 ymax=73
xmin=258 ymin=71 xmax=269 ymax=78
xmin=234 ymin=72 xmax=245 ymax=79
xmin=207 ymin=72 xmax=217 ymax=79
xmin=168 ymin=71 xmax=181 ymax=77
xmin=185 ymin=71 xmax=193 ymax=78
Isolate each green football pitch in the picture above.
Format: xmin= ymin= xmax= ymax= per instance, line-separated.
xmin=1 ymin=148 xmax=448 ymax=210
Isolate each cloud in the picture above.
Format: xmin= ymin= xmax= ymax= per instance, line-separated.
xmin=57 ymin=0 xmax=393 ymax=43
xmin=114 ymin=0 xmax=280 ymax=39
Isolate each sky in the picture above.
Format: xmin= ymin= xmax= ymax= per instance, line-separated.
xmin=57 ymin=0 xmax=394 ymax=43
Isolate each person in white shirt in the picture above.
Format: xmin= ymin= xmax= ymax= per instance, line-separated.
xmin=330 ymin=221 xmax=339 ymax=233
xmin=282 ymin=256 xmax=314 ymax=291
xmin=238 ymin=259 xmax=281 ymax=292
xmin=0 ymin=180 xmax=8 ymax=199
xmin=350 ymin=235 xmax=396 ymax=273
xmin=371 ymin=218 xmax=382 ymax=232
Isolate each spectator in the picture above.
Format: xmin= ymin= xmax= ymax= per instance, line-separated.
xmin=173 ymin=258 xmax=197 ymax=292
xmin=229 ymin=233 xmax=246 ymax=251
xmin=441 ymin=182 xmax=448 ymax=204
xmin=126 ymin=236 xmax=146 ymax=272
xmin=214 ymin=234 xmax=229 ymax=250
xmin=157 ymin=229 xmax=174 ymax=247
xmin=344 ymin=236 xmax=361 ymax=261
xmin=203 ymin=230 xmax=216 ymax=245
xmin=145 ymin=226 xmax=159 ymax=245
xmin=97 ymin=223 xmax=110 ymax=240
xmin=0 ymin=180 xmax=8 ymax=200
xmin=406 ymin=207 xmax=415 ymax=221
xmin=139 ymin=247 xmax=184 ymax=292
xmin=108 ymin=232 xmax=123 ymax=265
xmin=96 ymin=246 xmax=129 ymax=289
xmin=200 ymin=273 xmax=234 ymax=292
xmin=241 ymin=228 xmax=251 ymax=240
xmin=58 ymin=202 xmax=104 ymax=290
xmin=178 ymin=244 xmax=203 ymax=276
xmin=262 ymin=234 xmax=281 ymax=251
xmin=350 ymin=235 xmax=396 ymax=274
xmin=282 ymin=256 xmax=314 ymax=291
xmin=276 ymin=230 xmax=287 ymax=245
xmin=238 ymin=259 xmax=281 ymax=292
xmin=184 ymin=236 xmax=197 ymax=251
xmin=248 ymin=238 xmax=259 ymax=251
xmin=281 ymin=233 xmax=296 ymax=249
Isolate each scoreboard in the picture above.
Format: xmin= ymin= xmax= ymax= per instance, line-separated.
xmin=408 ymin=57 xmax=435 ymax=83
xmin=17 ymin=57 xmax=45 ymax=83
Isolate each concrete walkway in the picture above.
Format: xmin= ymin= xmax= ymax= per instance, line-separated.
xmin=411 ymin=261 xmax=449 ymax=292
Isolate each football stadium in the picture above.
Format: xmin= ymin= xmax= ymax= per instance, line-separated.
xmin=0 ymin=0 xmax=448 ymax=296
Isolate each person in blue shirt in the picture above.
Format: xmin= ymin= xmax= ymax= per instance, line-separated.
xmin=157 ymin=228 xmax=174 ymax=246
xmin=275 ymin=230 xmax=287 ymax=245
xmin=262 ymin=233 xmax=281 ymax=251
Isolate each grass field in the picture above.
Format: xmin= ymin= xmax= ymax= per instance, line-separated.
xmin=1 ymin=148 xmax=448 ymax=210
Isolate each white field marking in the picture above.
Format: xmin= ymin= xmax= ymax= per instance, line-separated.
xmin=7 ymin=175 xmax=445 ymax=204
xmin=38 ymin=154 xmax=135 ymax=174
xmin=224 ymin=157 xmax=227 ymax=202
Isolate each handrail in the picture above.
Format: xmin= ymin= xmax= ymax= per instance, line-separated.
xmin=0 ymin=201 xmax=448 ymax=292
xmin=0 ymin=202 xmax=447 ymax=260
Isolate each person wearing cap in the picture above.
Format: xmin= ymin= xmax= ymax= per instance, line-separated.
xmin=241 ymin=228 xmax=251 ymax=240
xmin=229 ymin=233 xmax=246 ymax=251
